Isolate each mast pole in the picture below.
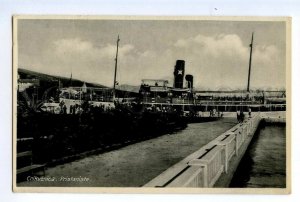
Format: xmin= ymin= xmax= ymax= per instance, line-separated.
xmin=113 ymin=35 xmax=120 ymax=101
xmin=247 ymin=32 xmax=254 ymax=92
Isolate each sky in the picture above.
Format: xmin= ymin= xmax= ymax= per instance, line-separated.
xmin=17 ymin=18 xmax=287 ymax=90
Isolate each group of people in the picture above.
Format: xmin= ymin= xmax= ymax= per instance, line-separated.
xmin=145 ymin=105 xmax=177 ymax=113
xmin=58 ymin=100 xmax=84 ymax=114
xmin=59 ymin=100 xmax=67 ymax=114
xmin=69 ymin=104 xmax=83 ymax=114
xmin=208 ymin=109 xmax=224 ymax=117
xmin=236 ymin=108 xmax=252 ymax=123
xmin=236 ymin=110 xmax=245 ymax=123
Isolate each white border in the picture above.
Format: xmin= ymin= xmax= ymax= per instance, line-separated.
xmin=12 ymin=15 xmax=291 ymax=195
xmin=1 ymin=0 xmax=300 ymax=202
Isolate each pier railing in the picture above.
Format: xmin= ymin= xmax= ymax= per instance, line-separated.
xmin=144 ymin=113 xmax=262 ymax=188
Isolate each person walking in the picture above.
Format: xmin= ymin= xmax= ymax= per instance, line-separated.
xmin=241 ymin=110 xmax=244 ymax=122
xmin=248 ymin=107 xmax=252 ymax=118
xmin=237 ymin=109 xmax=241 ymax=123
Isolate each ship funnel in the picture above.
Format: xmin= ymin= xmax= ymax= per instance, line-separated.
xmin=185 ymin=74 xmax=193 ymax=89
xmin=173 ymin=60 xmax=185 ymax=88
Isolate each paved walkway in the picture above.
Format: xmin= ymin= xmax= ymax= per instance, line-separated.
xmin=19 ymin=118 xmax=237 ymax=187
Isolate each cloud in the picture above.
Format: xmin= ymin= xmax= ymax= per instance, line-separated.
xmin=170 ymin=34 xmax=284 ymax=90
xmin=53 ymin=38 xmax=93 ymax=54
xmin=53 ymin=38 xmax=134 ymax=60
xmin=20 ymin=34 xmax=285 ymax=90
xmin=38 ymin=38 xmax=136 ymax=86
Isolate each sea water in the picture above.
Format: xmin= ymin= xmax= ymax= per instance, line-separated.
xmin=230 ymin=125 xmax=286 ymax=188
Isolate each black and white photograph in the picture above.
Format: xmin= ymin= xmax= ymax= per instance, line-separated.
xmin=13 ymin=16 xmax=290 ymax=193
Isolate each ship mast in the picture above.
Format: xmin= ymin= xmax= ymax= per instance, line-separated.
xmin=113 ymin=35 xmax=120 ymax=101
xmin=247 ymin=32 xmax=254 ymax=92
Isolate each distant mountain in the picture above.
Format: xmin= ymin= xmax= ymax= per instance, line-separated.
xmin=116 ymin=84 xmax=140 ymax=93
xmin=18 ymin=68 xmax=107 ymax=88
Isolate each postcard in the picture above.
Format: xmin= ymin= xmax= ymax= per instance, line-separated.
xmin=13 ymin=16 xmax=291 ymax=194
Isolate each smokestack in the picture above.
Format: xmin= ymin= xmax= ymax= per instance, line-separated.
xmin=185 ymin=74 xmax=193 ymax=89
xmin=173 ymin=60 xmax=185 ymax=88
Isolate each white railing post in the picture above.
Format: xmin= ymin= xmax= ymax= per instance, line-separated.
xmin=188 ymin=159 xmax=209 ymax=187
xmin=235 ymin=133 xmax=239 ymax=156
xmin=247 ymin=123 xmax=250 ymax=135
xmin=224 ymin=144 xmax=228 ymax=173
xmin=202 ymin=165 xmax=208 ymax=187
xmin=240 ymin=128 xmax=243 ymax=144
xmin=188 ymin=160 xmax=209 ymax=187
xmin=217 ymin=142 xmax=228 ymax=174
xmin=182 ymin=166 xmax=205 ymax=187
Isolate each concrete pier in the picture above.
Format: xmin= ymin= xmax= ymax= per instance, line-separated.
xmin=144 ymin=112 xmax=286 ymax=187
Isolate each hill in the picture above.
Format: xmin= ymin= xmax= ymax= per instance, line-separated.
xmin=18 ymin=68 xmax=107 ymax=88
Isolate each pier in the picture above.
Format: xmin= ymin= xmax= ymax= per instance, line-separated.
xmin=144 ymin=111 xmax=286 ymax=187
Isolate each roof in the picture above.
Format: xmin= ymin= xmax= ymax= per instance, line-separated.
xmin=150 ymin=86 xmax=169 ymax=92
xmin=142 ymin=79 xmax=168 ymax=82
xmin=171 ymin=88 xmax=190 ymax=92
